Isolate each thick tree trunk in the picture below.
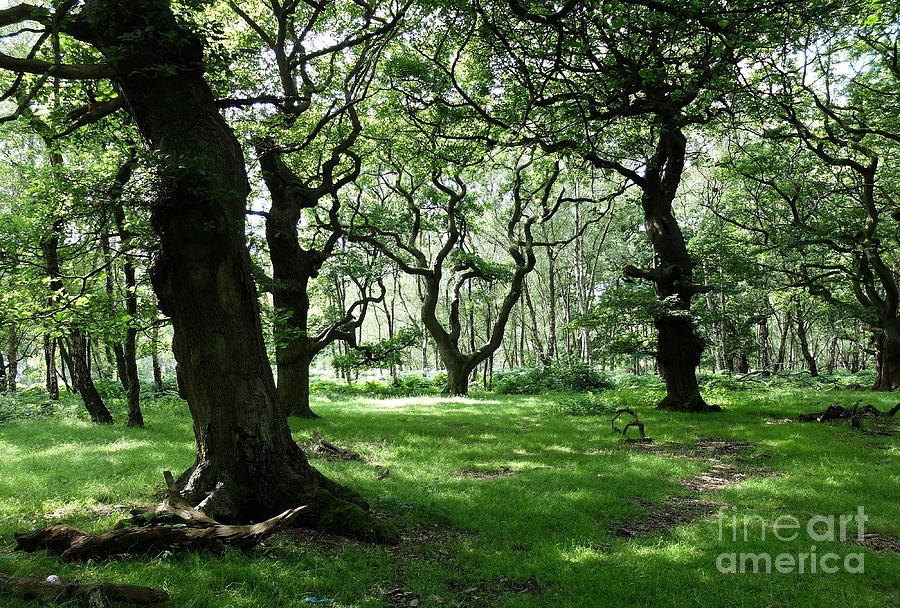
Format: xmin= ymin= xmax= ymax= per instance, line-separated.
xmin=77 ymin=0 xmax=393 ymax=541
xmin=256 ymin=144 xmax=353 ymax=420
xmin=68 ymin=331 xmax=114 ymax=424
xmin=276 ymin=343 xmax=317 ymax=418
xmin=655 ymin=315 xmax=711 ymax=411
xmin=737 ymin=353 xmax=750 ymax=374
xmin=443 ymin=356 xmax=473 ymax=396
xmin=43 ymin=335 xmax=59 ymax=400
xmin=873 ymin=329 xmax=900 ymax=391
xmin=629 ymin=124 xmax=717 ymax=412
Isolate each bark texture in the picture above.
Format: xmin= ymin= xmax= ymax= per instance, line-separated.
xmin=0 ymin=573 xmax=168 ymax=606
xmin=70 ymin=0 xmax=395 ymax=541
xmin=625 ymin=123 xmax=718 ymax=412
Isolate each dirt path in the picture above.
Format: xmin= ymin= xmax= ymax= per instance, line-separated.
xmin=611 ymin=440 xmax=769 ymax=538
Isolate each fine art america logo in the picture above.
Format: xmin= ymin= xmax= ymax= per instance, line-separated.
xmin=715 ymin=506 xmax=867 ymax=574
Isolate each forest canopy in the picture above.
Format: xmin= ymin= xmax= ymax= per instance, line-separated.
xmin=0 ymin=2 xmax=897 ymax=603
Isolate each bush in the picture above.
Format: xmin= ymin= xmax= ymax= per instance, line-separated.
xmin=310 ymin=374 xmax=443 ymax=398
xmin=0 ymin=388 xmax=82 ymax=425
xmin=494 ymin=360 xmax=612 ymax=394
xmin=547 ymin=392 xmax=619 ymax=416
xmin=92 ymin=377 xmax=126 ymax=398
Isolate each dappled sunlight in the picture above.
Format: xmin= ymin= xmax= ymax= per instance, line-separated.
xmin=1 ymin=388 xmax=897 ymax=607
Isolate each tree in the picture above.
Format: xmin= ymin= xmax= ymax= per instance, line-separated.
xmin=225 ymin=0 xmax=408 ymax=418
xmin=349 ymin=150 xmax=601 ymax=394
xmin=398 ymin=0 xmax=807 ymax=410
xmin=0 ymin=0 xmax=395 ymax=539
xmin=722 ymin=12 xmax=900 ymax=389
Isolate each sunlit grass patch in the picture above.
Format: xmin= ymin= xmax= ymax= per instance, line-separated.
xmin=0 ymin=387 xmax=897 ymax=607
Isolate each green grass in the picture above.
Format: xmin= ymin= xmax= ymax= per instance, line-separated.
xmin=0 ymin=387 xmax=898 ymax=607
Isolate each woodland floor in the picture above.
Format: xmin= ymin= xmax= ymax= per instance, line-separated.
xmin=0 ymin=385 xmax=898 ymax=607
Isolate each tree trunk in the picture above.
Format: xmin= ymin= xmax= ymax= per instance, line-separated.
xmin=151 ymin=322 xmax=164 ymax=392
xmin=76 ymin=0 xmax=393 ymax=540
xmin=256 ymin=146 xmax=322 ymax=419
xmin=6 ymin=325 xmax=16 ymax=393
xmin=873 ymin=328 xmax=900 ymax=391
xmin=444 ymin=356 xmax=472 ymax=396
xmin=629 ymin=123 xmax=717 ymax=412
xmin=276 ymin=343 xmax=317 ymax=418
xmin=42 ymin=215 xmax=112 ymax=421
xmin=654 ymin=315 xmax=710 ymax=411
xmin=68 ymin=331 xmax=114 ymax=424
xmin=774 ymin=309 xmax=792 ymax=371
xmin=546 ymin=249 xmax=558 ymax=362
xmin=758 ymin=316 xmax=771 ymax=375
xmin=795 ymin=316 xmax=818 ymax=377
xmin=44 ymin=335 xmax=59 ymax=400
xmin=111 ymin=169 xmax=144 ymax=427
xmin=58 ymin=339 xmax=77 ymax=394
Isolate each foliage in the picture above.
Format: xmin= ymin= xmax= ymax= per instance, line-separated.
xmin=494 ymin=359 xmax=613 ymax=394
xmin=331 ymin=327 xmax=421 ymax=374
xmin=310 ymin=373 xmax=444 ymax=398
xmin=546 ymin=392 xmax=619 ymax=417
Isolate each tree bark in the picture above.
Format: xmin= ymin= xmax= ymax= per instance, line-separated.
xmin=873 ymin=328 xmax=900 ymax=391
xmin=795 ymin=313 xmax=819 ymax=377
xmin=151 ymin=321 xmax=164 ymax=392
xmin=44 ymin=335 xmax=59 ymax=400
xmin=6 ymin=325 xmax=16 ymax=393
xmin=111 ymin=160 xmax=144 ymax=427
xmin=758 ymin=316 xmax=771 ymax=375
xmin=256 ymin=140 xmax=368 ymax=419
xmin=444 ymin=356 xmax=471 ymax=396
xmin=775 ymin=309 xmax=792 ymax=371
xmin=628 ymin=123 xmax=717 ymax=412
xmin=42 ymin=219 xmax=113 ymax=422
xmin=68 ymin=331 xmax=114 ymax=423
xmin=276 ymin=342 xmax=317 ymax=418
xmin=58 ymin=338 xmax=77 ymax=394
xmin=74 ymin=0 xmax=394 ymax=540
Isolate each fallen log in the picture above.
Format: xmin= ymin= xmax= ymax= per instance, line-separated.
xmin=312 ymin=430 xmax=362 ymax=460
xmin=0 ymin=572 xmax=168 ymax=606
xmin=15 ymin=506 xmax=306 ymax=562
xmin=795 ymin=401 xmax=900 ymax=426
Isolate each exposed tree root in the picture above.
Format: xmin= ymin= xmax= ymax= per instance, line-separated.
xmin=15 ymin=507 xmax=307 ymax=561
xmin=0 ymin=572 xmax=168 ymax=606
xmin=611 ymin=408 xmax=652 ymax=442
xmin=795 ymin=401 xmax=900 ymax=428
xmin=126 ymin=470 xmax=219 ymax=528
xmin=312 ymin=430 xmax=363 ymax=460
